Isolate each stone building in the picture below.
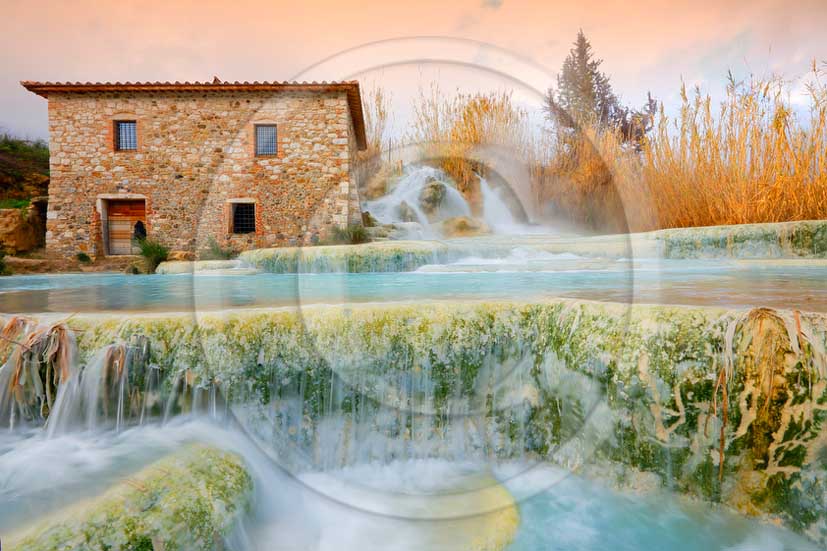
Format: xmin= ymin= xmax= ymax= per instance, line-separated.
xmin=22 ymin=80 xmax=367 ymax=257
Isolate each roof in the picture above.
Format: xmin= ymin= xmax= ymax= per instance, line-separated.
xmin=21 ymin=79 xmax=367 ymax=150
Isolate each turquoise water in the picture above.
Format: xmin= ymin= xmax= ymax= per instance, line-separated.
xmin=2 ymin=242 xmax=826 ymax=549
xmin=1 ymin=259 xmax=826 ymax=313
xmin=505 ymin=465 xmax=818 ymax=551
xmin=1 ymin=421 xmax=817 ymax=550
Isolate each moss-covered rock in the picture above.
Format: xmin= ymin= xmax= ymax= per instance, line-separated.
xmin=7 ymin=298 xmax=827 ymax=544
xmin=8 ymin=445 xmax=253 ymax=551
xmin=658 ymin=220 xmax=827 ymax=259
xmin=239 ymin=240 xmax=451 ymax=273
xmin=232 ymin=220 xmax=827 ymax=274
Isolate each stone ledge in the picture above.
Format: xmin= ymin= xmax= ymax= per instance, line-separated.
xmin=232 ymin=220 xmax=827 ymax=274
xmin=7 ymin=444 xmax=253 ymax=551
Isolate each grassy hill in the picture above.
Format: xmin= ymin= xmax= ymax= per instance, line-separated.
xmin=0 ymin=133 xmax=49 ymax=208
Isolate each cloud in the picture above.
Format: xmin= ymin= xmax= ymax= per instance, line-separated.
xmin=5 ymin=0 xmax=827 ymax=139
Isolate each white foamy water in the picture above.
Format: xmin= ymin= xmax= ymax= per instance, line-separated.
xmin=480 ymin=176 xmax=519 ymax=234
xmin=364 ymin=165 xmax=472 ymax=236
xmin=1 ymin=420 xmax=816 ymax=551
xmin=365 ymin=165 xmax=552 ymax=239
xmin=416 ymin=247 xmax=593 ymax=273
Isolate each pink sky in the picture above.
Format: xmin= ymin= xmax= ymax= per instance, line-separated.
xmin=2 ymin=0 xmax=826 ymax=139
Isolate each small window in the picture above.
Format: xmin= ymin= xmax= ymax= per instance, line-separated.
xmin=255 ymin=124 xmax=277 ymax=156
xmin=232 ymin=203 xmax=256 ymax=234
xmin=114 ymin=121 xmax=137 ymax=151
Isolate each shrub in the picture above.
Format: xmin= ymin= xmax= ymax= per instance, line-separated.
xmin=199 ymin=237 xmax=238 ymax=260
xmin=0 ymin=198 xmax=31 ymax=210
xmin=0 ymin=133 xmax=49 ymax=174
xmin=322 ymin=224 xmax=370 ymax=245
xmin=135 ymin=238 xmax=169 ymax=273
xmin=76 ymin=252 xmax=92 ymax=263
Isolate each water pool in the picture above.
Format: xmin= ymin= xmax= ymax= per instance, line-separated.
xmin=2 ymin=234 xmax=826 ymax=549
xmin=1 ymin=258 xmax=825 ymax=313
xmin=0 ymin=420 xmax=817 ymax=551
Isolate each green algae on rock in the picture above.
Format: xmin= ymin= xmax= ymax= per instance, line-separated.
xmin=239 ymin=240 xmax=450 ymax=273
xmin=657 ymin=220 xmax=827 ymax=259
xmin=228 ymin=220 xmax=827 ymax=275
xmin=155 ymin=259 xmax=254 ymax=275
xmin=5 ymin=298 xmax=827 ymax=544
xmin=7 ymin=444 xmax=252 ymax=551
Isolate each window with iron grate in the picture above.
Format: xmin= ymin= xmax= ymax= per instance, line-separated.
xmin=255 ymin=124 xmax=277 ymax=156
xmin=114 ymin=121 xmax=137 ymax=151
xmin=232 ymin=203 xmax=256 ymax=234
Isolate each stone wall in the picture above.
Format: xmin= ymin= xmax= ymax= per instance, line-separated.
xmin=45 ymin=90 xmax=362 ymax=257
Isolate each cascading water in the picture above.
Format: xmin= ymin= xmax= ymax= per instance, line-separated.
xmin=363 ymin=164 xmax=547 ymax=240
xmin=1 ymin=305 xmax=825 ymax=550
xmin=363 ymin=165 xmax=472 ymax=237
xmin=0 ymin=319 xmax=76 ymax=430
xmin=480 ymin=176 xmax=521 ymax=234
xmin=45 ymin=334 xmax=158 ymax=436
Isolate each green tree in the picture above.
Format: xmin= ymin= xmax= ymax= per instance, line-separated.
xmin=547 ymin=30 xmax=620 ymax=126
xmin=546 ymin=30 xmax=657 ymax=147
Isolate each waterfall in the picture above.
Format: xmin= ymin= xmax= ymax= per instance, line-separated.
xmin=363 ymin=165 xmax=471 ymax=236
xmin=479 ymin=176 xmax=536 ymax=235
xmin=0 ymin=319 xmax=230 ymax=437
xmin=363 ymin=164 xmax=541 ymax=239
xmin=0 ymin=318 xmax=76 ymax=430
xmin=480 ymin=176 xmax=517 ymax=230
xmin=45 ymin=335 xmax=159 ymax=436
xmin=2 ymin=301 xmax=825 ymax=548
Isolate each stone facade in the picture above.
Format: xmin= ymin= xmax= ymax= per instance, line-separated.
xmin=23 ymin=82 xmax=367 ymax=257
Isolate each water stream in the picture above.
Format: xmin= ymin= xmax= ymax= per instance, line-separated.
xmin=363 ymin=165 xmax=473 ymax=237
xmin=2 ymin=258 xmax=826 ymax=313
xmin=0 ymin=295 xmax=824 ymax=550
xmin=1 ymin=214 xmax=826 ymax=548
xmin=0 ymin=416 xmax=817 ymax=550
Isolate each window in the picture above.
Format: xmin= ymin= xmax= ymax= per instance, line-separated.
xmin=232 ymin=203 xmax=256 ymax=234
xmin=255 ymin=124 xmax=277 ymax=156
xmin=114 ymin=121 xmax=137 ymax=151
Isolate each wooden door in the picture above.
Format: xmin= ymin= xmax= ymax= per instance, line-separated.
xmin=107 ymin=200 xmax=146 ymax=255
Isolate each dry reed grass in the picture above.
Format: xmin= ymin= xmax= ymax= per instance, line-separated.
xmin=364 ymin=66 xmax=827 ymax=232
xmin=536 ymin=68 xmax=827 ymax=231
xmin=408 ymin=84 xmax=533 ymax=206
xmin=631 ymin=70 xmax=827 ymax=229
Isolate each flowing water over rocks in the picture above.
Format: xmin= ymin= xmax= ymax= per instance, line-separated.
xmin=363 ymin=166 xmax=475 ymax=238
xmin=1 ymin=220 xmax=827 ymax=550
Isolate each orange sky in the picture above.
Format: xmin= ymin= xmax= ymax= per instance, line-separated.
xmin=2 ymin=0 xmax=826 ymax=139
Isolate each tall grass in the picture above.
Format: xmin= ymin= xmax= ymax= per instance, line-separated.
xmin=539 ymin=69 xmax=827 ymax=231
xmin=408 ymin=85 xmax=533 ymax=213
xmin=386 ymin=67 xmax=827 ymax=232
xmin=361 ymin=85 xmax=392 ymax=160
xmin=535 ymin=124 xmax=630 ymax=232
xmin=410 ymin=85 xmax=529 ymax=174
xmin=631 ymin=71 xmax=827 ymax=229
xmin=135 ymin=238 xmax=169 ymax=273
